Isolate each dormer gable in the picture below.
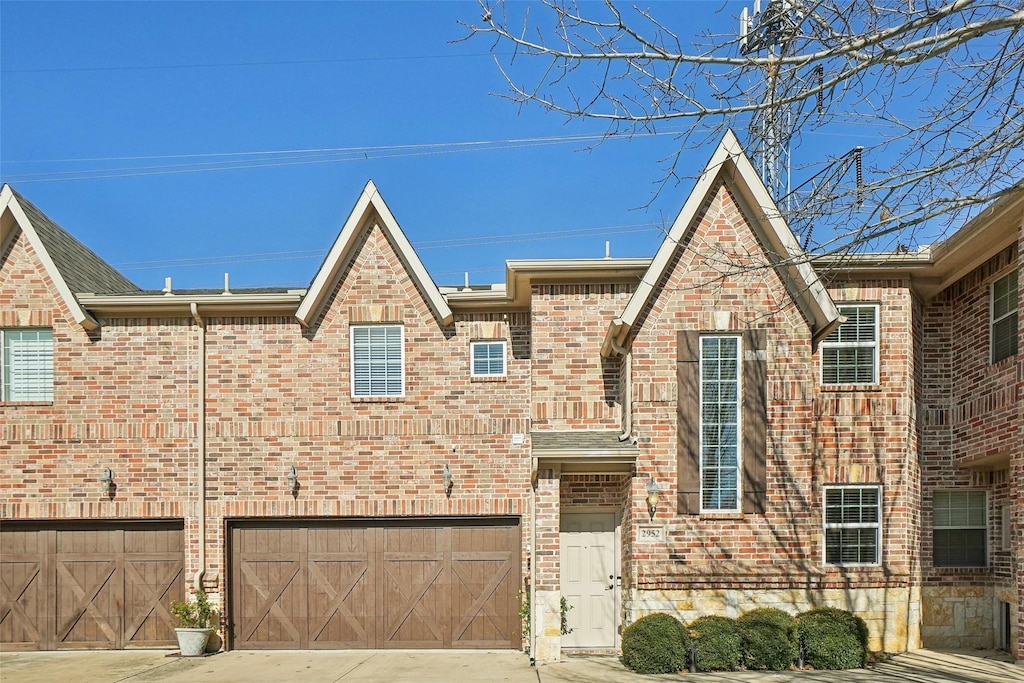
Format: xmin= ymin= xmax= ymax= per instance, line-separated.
xmin=601 ymin=130 xmax=841 ymax=356
xmin=296 ymin=181 xmax=453 ymax=328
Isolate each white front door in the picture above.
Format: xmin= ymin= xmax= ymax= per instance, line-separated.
xmin=559 ymin=511 xmax=617 ymax=648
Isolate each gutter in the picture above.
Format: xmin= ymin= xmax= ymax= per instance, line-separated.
xmin=190 ymin=303 xmax=207 ymax=593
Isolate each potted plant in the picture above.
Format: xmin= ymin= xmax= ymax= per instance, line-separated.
xmin=170 ymin=589 xmax=215 ymax=656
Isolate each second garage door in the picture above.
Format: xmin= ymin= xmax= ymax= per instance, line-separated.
xmin=229 ymin=518 xmax=520 ymax=650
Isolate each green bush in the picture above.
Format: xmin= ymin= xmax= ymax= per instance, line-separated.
xmin=621 ymin=613 xmax=690 ymax=674
xmin=737 ymin=608 xmax=798 ymax=671
xmin=797 ymin=607 xmax=869 ymax=670
xmin=688 ymin=615 xmax=741 ymax=672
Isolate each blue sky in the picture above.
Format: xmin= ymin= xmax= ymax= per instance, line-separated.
xmin=2 ymin=1 xmax=855 ymax=291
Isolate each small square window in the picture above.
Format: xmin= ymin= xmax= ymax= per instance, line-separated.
xmin=470 ymin=340 xmax=506 ymax=377
xmin=991 ymin=270 xmax=1018 ymax=363
xmin=821 ymin=305 xmax=878 ymax=385
xmin=1 ymin=328 xmax=54 ymax=402
xmin=350 ymin=324 xmax=404 ymax=397
xmin=824 ymin=485 xmax=881 ymax=566
xmin=933 ymin=490 xmax=987 ymax=567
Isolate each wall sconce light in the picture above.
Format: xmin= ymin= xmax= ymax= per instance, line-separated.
xmin=442 ymin=463 xmax=453 ymax=498
xmin=285 ymin=465 xmax=299 ymax=495
xmin=100 ymin=468 xmax=114 ymax=495
xmin=646 ymin=479 xmax=660 ymax=520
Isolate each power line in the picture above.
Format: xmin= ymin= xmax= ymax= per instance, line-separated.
xmin=113 ymin=223 xmax=663 ymax=272
xmin=0 ymin=52 xmax=507 ymax=75
xmin=2 ymin=130 xmax=681 ymax=184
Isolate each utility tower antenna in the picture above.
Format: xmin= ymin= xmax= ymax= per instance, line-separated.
xmin=739 ymin=0 xmax=802 ymax=214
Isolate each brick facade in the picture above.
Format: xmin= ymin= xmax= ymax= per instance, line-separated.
xmin=2 ymin=152 xmax=1021 ymax=662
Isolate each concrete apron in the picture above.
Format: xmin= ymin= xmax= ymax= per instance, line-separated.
xmin=0 ymin=648 xmax=1021 ymax=683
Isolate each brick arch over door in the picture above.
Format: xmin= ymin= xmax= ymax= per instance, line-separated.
xmin=228 ymin=517 xmax=521 ymax=650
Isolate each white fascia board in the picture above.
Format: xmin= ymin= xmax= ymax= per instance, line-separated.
xmin=0 ymin=185 xmax=99 ymax=330
xmin=295 ymin=181 xmax=453 ymax=327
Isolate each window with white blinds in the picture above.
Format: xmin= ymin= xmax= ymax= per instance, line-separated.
xmin=1 ymin=328 xmax=54 ymax=402
xmin=824 ymin=485 xmax=881 ymax=566
xmin=821 ymin=305 xmax=879 ymax=385
xmin=700 ymin=336 xmax=741 ymax=511
xmin=933 ymin=490 xmax=987 ymax=567
xmin=350 ymin=325 xmax=404 ymax=397
xmin=470 ymin=340 xmax=506 ymax=377
xmin=991 ymin=270 xmax=1018 ymax=363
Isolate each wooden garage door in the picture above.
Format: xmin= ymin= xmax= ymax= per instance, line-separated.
xmin=230 ymin=518 xmax=520 ymax=650
xmin=0 ymin=521 xmax=184 ymax=650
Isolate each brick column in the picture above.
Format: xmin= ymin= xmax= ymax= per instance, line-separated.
xmin=533 ymin=466 xmax=562 ymax=663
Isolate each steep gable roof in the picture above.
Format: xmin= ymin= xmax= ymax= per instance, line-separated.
xmin=295 ymin=180 xmax=453 ymax=327
xmin=1 ymin=185 xmax=141 ymax=330
xmin=601 ymin=130 xmax=841 ymax=356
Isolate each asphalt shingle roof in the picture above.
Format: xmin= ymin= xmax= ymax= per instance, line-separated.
xmin=531 ymin=431 xmax=638 ymax=452
xmin=14 ymin=190 xmax=140 ymax=295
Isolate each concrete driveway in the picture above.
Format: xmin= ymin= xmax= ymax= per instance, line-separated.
xmin=0 ymin=648 xmax=1020 ymax=683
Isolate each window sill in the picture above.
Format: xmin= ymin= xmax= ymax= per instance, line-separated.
xmin=470 ymin=375 xmax=507 ymax=383
xmin=0 ymin=401 xmax=54 ymax=407
xmin=819 ymin=384 xmax=882 ymax=392
xmin=350 ymin=395 xmax=405 ymax=403
xmin=929 ymin=565 xmax=991 ymax=573
xmin=699 ymin=510 xmax=744 ymax=520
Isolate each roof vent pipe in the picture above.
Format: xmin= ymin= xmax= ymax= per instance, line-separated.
xmin=605 ymin=241 xmax=611 ymax=258
xmin=223 ymin=273 xmax=231 ymax=295
xmin=162 ymin=277 xmax=172 ymax=295
xmin=462 ymin=272 xmax=471 ymax=292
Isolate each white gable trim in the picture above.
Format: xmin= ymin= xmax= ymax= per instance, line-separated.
xmin=0 ymin=185 xmax=99 ymax=331
xmin=295 ymin=181 xmax=453 ymax=328
xmin=601 ymin=130 xmax=840 ymax=356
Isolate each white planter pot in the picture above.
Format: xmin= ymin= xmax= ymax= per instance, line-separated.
xmin=175 ymin=627 xmax=213 ymax=657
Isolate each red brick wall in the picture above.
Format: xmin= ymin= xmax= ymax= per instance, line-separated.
xmin=530 ymin=284 xmax=633 ymax=431
xmin=624 ymin=180 xmax=919 ymax=592
xmin=2 ymin=218 xmax=533 ymax=597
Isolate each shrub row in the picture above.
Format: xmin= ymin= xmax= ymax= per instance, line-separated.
xmin=621 ymin=607 xmax=868 ymax=675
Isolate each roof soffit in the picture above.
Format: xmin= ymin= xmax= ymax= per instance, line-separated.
xmin=295 ymin=181 xmax=453 ymax=327
xmin=604 ymin=130 xmax=840 ymax=355
xmin=0 ymin=185 xmax=100 ymax=330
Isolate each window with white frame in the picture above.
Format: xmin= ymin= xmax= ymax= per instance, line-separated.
xmin=991 ymin=270 xmax=1018 ymax=364
xmin=1 ymin=328 xmax=54 ymax=402
xmin=700 ymin=336 xmax=740 ymax=511
xmin=824 ymin=486 xmax=881 ymax=565
xmin=933 ymin=490 xmax=987 ymax=567
xmin=470 ymin=340 xmax=506 ymax=378
xmin=350 ymin=324 xmax=404 ymax=397
xmin=820 ymin=305 xmax=878 ymax=385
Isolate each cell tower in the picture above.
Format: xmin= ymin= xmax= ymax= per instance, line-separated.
xmin=739 ymin=0 xmax=803 ymax=213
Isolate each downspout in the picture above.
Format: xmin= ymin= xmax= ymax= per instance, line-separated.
xmin=529 ymin=467 xmax=537 ymax=662
xmin=190 ymin=303 xmax=207 ymax=593
xmin=611 ymin=338 xmax=633 ymax=442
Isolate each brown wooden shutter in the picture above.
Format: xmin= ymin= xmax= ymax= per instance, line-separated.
xmin=677 ymin=330 xmax=701 ymax=514
xmin=742 ymin=329 xmax=767 ymax=514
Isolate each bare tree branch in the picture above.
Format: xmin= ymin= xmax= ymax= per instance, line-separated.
xmin=457 ymin=0 xmax=1024 ymax=256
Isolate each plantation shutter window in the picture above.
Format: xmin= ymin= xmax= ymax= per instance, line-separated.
xmin=700 ymin=336 xmax=741 ymax=511
xmin=677 ymin=329 xmax=767 ymax=515
xmin=991 ymin=270 xmax=1018 ymax=363
xmin=823 ymin=486 xmax=881 ymax=566
xmin=1 ymin=328 xmax=54 ymax=402
xmin=820 ymin=305 xmax=878 ymax=385
xmin=933 ymin=490 xmax=988 ymax=568
xmin=351 ymin=324 xmax=404 ymax=397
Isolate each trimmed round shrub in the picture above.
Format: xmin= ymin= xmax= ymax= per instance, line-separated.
xmin=621 ymin=613 xmax=690 ymax=674
xmin=797 ymin=607 xmax=869 ymax=670
xmin=688 ymin=615 xmax=741 ymax=672
xmin=737 ymin=608 xmax=798 ymax=671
